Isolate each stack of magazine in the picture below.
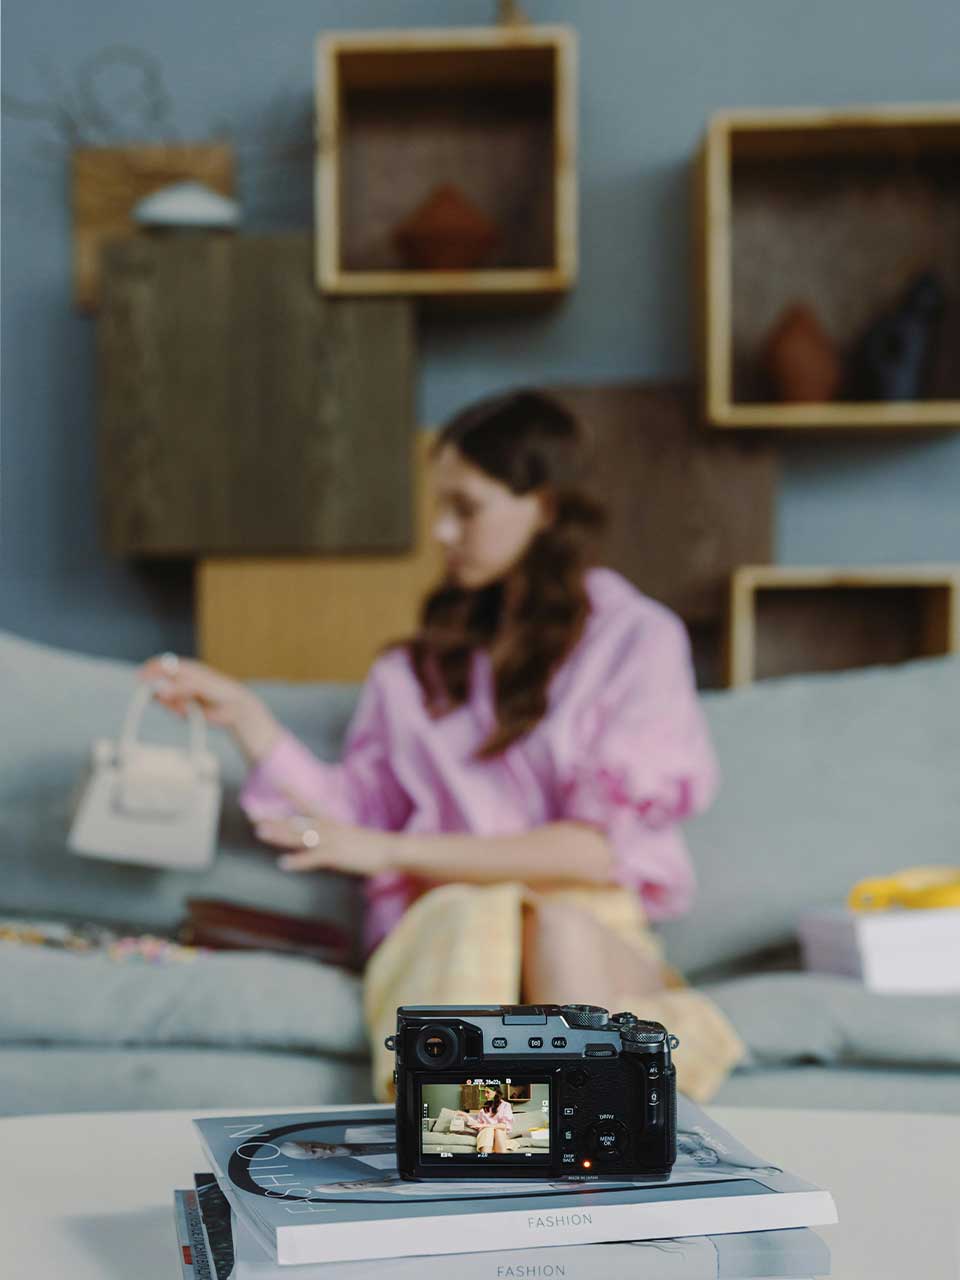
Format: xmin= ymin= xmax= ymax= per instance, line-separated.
xmin=173 ymin=1098 xmax=836 ymax=1279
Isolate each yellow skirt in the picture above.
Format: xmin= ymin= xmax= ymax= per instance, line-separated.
xmin=362 ymin=881 xmax=746 ymax=1104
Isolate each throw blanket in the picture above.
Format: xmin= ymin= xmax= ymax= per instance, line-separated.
xmin=362 ymin=881 xmax=747 ymax=1103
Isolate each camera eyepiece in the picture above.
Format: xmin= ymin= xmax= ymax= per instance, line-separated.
xmin=414 ymin=1024 xmax=459 ymax=1069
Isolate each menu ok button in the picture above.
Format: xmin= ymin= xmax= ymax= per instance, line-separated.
xmin=585 ymin=1120 xmax=628 ymax=1160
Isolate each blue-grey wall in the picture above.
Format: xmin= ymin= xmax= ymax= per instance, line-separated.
xmin=3 ymin=0 xmax=958 ymax=661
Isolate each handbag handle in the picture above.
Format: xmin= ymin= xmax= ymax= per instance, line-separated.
xmin=120 ymin=682 xmax=208 ymax=765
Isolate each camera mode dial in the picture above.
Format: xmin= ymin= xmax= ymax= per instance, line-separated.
xmin=560 ymin=1004 xmax=609 ymax=1030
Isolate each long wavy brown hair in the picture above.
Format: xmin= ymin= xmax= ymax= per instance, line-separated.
xmin=482 ymin=1086 xmax=504 ymax=1114
xmin=396 ymin=389 xmax=606 ymax=760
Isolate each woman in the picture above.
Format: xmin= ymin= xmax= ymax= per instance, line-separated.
xmin=457 ymin=1086 xmax=514 ymax=1155
xmin=141 ymin=389 xmax=745 ymax=1101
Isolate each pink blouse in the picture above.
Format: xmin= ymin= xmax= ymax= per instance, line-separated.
xmin=239 ymin=568 xmax=718 ymax=956
xmin=467 ymin=1101 xmax=514 ymax=1131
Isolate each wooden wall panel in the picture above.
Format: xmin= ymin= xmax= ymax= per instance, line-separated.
xmin=198 ymin=433 xmax=443 ymax=682
xmin=98 ymin=233 xmax=415 ymax=556
xmin=551 ymin=381 xmax=778 ymax=623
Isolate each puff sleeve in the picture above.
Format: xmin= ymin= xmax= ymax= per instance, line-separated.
xmin=557 ymin=611 xmax=718 ymax=920
xmin=239 ymin=664 xmax=413 ymax=831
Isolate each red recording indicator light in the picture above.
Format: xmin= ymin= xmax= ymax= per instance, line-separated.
xmin=582 ymin=1159 xmax=592 ymax=1169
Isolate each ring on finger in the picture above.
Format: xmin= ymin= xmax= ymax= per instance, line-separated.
xmin=300 ymin=827 xmax=321 ymax=849
xmin=159 ymin=651 xmax=180 ymax=675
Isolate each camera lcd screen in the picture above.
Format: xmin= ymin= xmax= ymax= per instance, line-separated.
xmin=420 ymin=1078 xmax=551 ymax=1163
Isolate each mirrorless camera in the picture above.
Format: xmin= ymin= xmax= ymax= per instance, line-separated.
xmin=385 ymin=1003 xmax=678 ymax=1180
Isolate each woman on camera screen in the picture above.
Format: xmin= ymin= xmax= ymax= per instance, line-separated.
xmin=141 ymin=389 xmax=745 ymax=1102
xmin=456 ymin=1086 xmax=515 ymax=1154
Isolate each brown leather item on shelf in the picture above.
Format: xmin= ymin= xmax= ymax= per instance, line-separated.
xmin=179 ymin=898 xmax=360 ymax=971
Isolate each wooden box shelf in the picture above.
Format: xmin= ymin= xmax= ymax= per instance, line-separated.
xmin=315 ymin=25 xmax=577 ymax=297
xmin=726 ymin=564 xmax=960 ymax=687
xmin=696 ymin=104 xmax=960 ymax=429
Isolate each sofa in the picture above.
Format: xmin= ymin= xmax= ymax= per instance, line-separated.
xmin=3 ymin=627 xmax=959 ymax=1117
xmin=422 ymin=1107 xmax=549 ymax=1154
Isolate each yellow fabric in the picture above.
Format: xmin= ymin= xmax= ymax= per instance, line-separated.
xmin=363 ymin=881 xmax=747 ymax=1105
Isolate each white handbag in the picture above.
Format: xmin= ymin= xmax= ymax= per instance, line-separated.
xmin=67 ymin=683 xmax=221 ymax=870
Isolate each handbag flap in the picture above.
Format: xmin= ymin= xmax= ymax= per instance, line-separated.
xmin=115 ymin=744 xmax=212 ymax=817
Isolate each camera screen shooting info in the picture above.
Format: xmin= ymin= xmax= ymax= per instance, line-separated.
xmin=420 ymin=1078 xmax=551 ymax=1163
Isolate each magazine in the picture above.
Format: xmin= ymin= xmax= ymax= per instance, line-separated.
xmin=178 ymin=1177 xmax=830 ymax=1280
xmin=192 ymin=1101 xmax=838 ymax=1266
xmin=173 ymin=1187 xmax=215 ymax=1280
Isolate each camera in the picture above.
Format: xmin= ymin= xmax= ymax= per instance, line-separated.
xmin=385 ymin=1003 xmax=678 ymax=1180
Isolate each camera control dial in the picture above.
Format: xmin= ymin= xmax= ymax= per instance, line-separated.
xmin=559 ymin=1003 xmax=609 ymax=1029
xmin=620 ymin=1023 xmax=666 ymax=1046
xmin=585 ymin=1119 xmax=630 ymax=1160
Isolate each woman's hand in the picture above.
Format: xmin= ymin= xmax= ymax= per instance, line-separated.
xmin=139 ymin=654 xmax=281 ymax=764
xmin=254 ymin=813 xmax=396 ymax=877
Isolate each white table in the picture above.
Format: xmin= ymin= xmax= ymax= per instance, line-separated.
xmin=2 ymin=1105 xmax=956 ymax=1280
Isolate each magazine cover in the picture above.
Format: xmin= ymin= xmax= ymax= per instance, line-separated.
xmin=192 ymin=1100 xmax=837 ymax=1266
xmin=185 ymin=1176 xmax=831 ymax=1280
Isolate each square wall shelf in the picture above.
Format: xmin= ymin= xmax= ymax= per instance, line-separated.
xmin=726 ymin=564 xmax=960 ymax=687
xmin=696 ymin=104 xmax=960 ymax=429
xmin=315 ymin=25 xmax=577 ymax=297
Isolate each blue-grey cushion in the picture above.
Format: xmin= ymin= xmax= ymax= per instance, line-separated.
xmin=0 ymin=1046 xmax=373 ymax=1116
xmin=702 ymin=972 xmax=960 ymax=1069
xmin=660 ymin=656 xmax=960 ymax=978
xmin=0 ymin=628 xmax=364 ymax=938
xmin=2 ymin=943 xmax=367 ymax=1058
xmin=710 ymin=1062 xmax=960 ymax=1113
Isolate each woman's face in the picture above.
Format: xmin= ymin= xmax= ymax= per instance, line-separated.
xmin=483 ymin=1088 xmax=496 ymax=1102
xmin=431 ymin=444 xmax=550 ymax=589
